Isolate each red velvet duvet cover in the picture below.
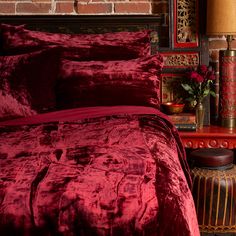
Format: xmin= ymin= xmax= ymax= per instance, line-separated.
xmin=0 ymin=106 xmax=200 ymax=236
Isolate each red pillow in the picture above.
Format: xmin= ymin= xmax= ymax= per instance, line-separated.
xmin=55 ymin=53 xmax=163 ymax=109
xmin=0 ymin=24 xmax=151 ymax=60
xmin=0 ymin=47 xmax=61 ymax=120
xmin=0 ymin=90 xmax=36 ymax=121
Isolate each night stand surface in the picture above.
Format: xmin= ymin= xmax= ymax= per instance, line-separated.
xmin=179 ymin=125 xmax=236 ymax=149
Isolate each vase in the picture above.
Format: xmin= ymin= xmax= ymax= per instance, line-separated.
xmin=195 ymin=100 xmax=205 ymax=129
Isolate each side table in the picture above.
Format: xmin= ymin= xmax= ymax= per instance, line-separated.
xmin=179 ymin=125 xmax=236 ymax=149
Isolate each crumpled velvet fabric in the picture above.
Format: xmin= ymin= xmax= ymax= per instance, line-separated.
xmin=0 ymin=24 xmax=151 ymax=60
xmin=0 ymin=106 xmax=200 ymax=236
xmin=56 ymin=54 xmax=163 ymax=109
xmin=0 ymin=47 xmax=61 ymax=119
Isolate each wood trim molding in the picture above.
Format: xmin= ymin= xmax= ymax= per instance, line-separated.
xmin=180 ymin=125 xmax=236 ymax=149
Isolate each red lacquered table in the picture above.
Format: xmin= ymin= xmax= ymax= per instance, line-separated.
xmin=179 ymin=125 xmax=236 ymax=149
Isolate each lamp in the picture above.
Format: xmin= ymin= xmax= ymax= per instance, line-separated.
xmin=207 ymin=0 xmax=236 ymax=128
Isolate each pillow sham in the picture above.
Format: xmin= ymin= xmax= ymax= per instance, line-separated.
xmin=0 ymin=47 xmax=61 ymax=120
xmin=55 ymin=53 xmax=163 ymax=109
xmin=0 ymin=90 xmax=36 ymax=121
xmin=0 ymin=23 xmax=151 ymax=60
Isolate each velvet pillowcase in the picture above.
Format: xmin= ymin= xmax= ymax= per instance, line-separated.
xmin=0 ymin=23 xmax=163 ymax=115
xmin=0 ymin=47 xmax=60 ymax=120
xmin=0 ymin=24 xmax=151 ymax=60
xmin=55 ymin=53 xmax=164 ymax=109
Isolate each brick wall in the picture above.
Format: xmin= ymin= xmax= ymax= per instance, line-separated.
xmin=209 ymin=36 xmax=236 ymax=69
xmin=0 ymin=0 xmax=169 ymax=47
xmin=1 ymin=0 xmax=231 ymax=65
xmin=0 ymin=0 xmax=168 ymax=15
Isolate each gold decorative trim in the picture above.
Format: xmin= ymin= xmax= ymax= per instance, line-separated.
xmin=200 ymin=226 xmax=236 ymax=233
xmin=192 ymin=167 xmax=236 ymax=178
xmin=161 ymin=53 xmax=199 ymax=67
xmin=182 ymin=138 xmax=236 ymax=149
xmin=230 ymin=178 xmax=234 ymax=225
xmin=176 ymin=0 xmax=198 ymax=44
xmin=223 ymin=181 xmax=228 ymax=226
xmin=215 ymin=179 xmax=220 ymax=226
xmin=208 ymin=178 xmax=214 ymax=225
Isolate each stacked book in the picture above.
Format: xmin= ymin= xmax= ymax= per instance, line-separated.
xmin=168 ymin=113 xmax=196 ymax=131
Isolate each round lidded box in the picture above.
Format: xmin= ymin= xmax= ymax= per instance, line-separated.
xmin=190 ymin=148 xmax=234 ymax=170
xmin=190 ymin=148 xmax=236 ymax=233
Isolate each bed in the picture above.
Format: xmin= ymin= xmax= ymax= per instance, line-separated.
xmin=0 ymin=15 xmax=200 ymax=236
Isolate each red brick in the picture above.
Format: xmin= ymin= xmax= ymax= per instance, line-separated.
xmin=0 ymin=3 xmax=15 ymax=14
xmin=32 ymin=0 xmax=51 ymax=2
xmin=92 ymin=0 xmax=107 ymax=2
xmin=232 ymin=40 xmax=236 ymax=49
xmin=55 ymin=2 xmax=74 ymax=13
xmin=106 ymin=0 xmax=125 ymax=1
xmin=152 ymin=0 xmax=168 ymax=2
xmin=75 ymin=0 xmax=90 ymax=2
xmin=114 ymin=3 xmax=150 ymax=13
xmin=76 ymin=3 xmax=112 ymax=14
xmin=16 ymin=2 xmax=51 ymax=13
xmin=209 ymin=50 xmax=220 ymax=61
xmin=209 ymin=38 xmax=227 ymax=50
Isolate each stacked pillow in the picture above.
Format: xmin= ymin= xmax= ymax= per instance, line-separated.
xmin=0 ymin=23 xmax=151 ymax=59
xmin=56 ymin=55 xmax=163 ymax=109
xmin=0 ymin=47 xmax=61 ymax=120
xmin=0 ymin=23 xmax=163 ymax=120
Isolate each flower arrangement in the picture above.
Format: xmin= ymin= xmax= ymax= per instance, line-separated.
xmin=181 ymin=65 xmax=216 ymax=104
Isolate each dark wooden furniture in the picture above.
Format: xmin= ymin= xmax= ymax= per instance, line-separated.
xmin=191 ymin=148 xmax=236 ymax=234
xmin=179 ymin=125 xmax=236 ymax=149
xmin=160 ymin=0 xmax=211 ymax=126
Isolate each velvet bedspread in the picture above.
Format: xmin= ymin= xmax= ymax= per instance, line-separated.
xmin=0 ymin=106 xmax=200 ymax=236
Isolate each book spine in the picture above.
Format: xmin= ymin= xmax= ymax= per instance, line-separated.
xmin=175 ymin=123 xmax=196 ymax=131
xmin=169 ymin=115 xmax=196 ymax=124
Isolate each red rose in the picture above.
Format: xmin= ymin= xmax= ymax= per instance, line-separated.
xmin=199 ymin=65 xmax=208 ymax=74
xmin=207 ymin=71 xmax=215 ymax=80
xmin=189 ymin=71 xmax=204 ymax=83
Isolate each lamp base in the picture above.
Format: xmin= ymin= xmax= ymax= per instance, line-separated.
xmin=221 ymin=118 xmax=236 ymax=128
xmin=219 ymin=50 xmax=236 ymax=128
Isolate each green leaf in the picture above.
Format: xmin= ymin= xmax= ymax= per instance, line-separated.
xmin=186 ymin=97 xmax=195 ymax=102
xmin=203 ymin=89 xmax=210 ymax=97
xmin=210 ymin=91 xmax=216 ymax=97
xmin=181 ymin=84 xmax=193 ymax=92
xmin=188 ymin=90 xmax=194 ymax=95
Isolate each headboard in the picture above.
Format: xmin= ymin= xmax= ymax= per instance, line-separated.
xmin=0 ymin=15 xmax=163 ymax=55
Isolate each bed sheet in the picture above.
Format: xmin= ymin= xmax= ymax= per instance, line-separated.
xmin=0 ymin=106 xmax=199 ymax=236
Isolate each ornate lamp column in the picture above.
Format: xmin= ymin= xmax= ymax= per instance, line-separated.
xmin=207 ymin=0 xmax=236 ymax=128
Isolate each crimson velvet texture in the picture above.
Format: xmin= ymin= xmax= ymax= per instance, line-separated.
xmin=0 ymin=24 xmax=151 ymax=60
xmin=0 ymin=24 xmax=200 ymax=236
xmin=0 ymin=47 xmax=61 ymax=120
xmin=0 ymin=106 xmax=200 ymax=236
xmin=56 ymin=54 xmax=163 ymax=109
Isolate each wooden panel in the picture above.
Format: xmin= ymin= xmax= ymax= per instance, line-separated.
xmin=161 ymin=51 xmax=199 ymax=68
xmin=161 ymin=73 xmax=185 ymax=103
xmin=173 ymin=0 xmax=199 ymax=48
